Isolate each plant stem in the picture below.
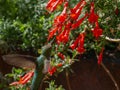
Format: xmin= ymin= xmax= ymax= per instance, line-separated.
xmin=95 ymin=51 xmax=119 ymax=90
xmin=101 ymin=62 xmax=119 ymax=90
xmin=101 ymin=35 xmax=120 ymax=42
xmin=65 ymin=71 xmax=72 ymax=90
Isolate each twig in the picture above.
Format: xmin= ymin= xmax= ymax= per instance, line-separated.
xmin=95 ymin=51 xmax=119 ymax=90
xmin=39 ymin=75 xmax=48 ymax=90
xmin=101 ymin=35 xmax=120 ymax=42
xmin=65 ymin=71 xmax=72 ymax=90
xmin=101 ymin=62 xmax=119 ymax=90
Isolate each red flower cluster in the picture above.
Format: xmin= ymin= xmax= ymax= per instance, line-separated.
xmin=10 ymin=71 xmax=34 ymax=86
xmin=48 ymin=63 xmax=63 ymax=76
xmin=88 ymin=2 xmax=103 ymax=39
xmin=57 ymin=63 xmax=63 ymax=67
xmin=48 ymin=66 xmax=57 ymax=76
xmin=72 ymin=13 xmax=88 ymax=29
xmin=98 ymin=48 xmax=104 ymax=64
xmin=70 ymin=0 xmax=86 ymax=20
xmin=47 ymin=0 xmax=87 ymax=45
xmin=58 ymin=52 xmax=65 ymax=60
xmin=56 ymin=22 xmax=71 ymax=44
xmin=46 ymin=0 xmax=64 ymax=12
xmin=70 ymin=33 xmax=85 ymax=53
xmin=46 ymin=1 xmax=104 ymax=55
xmin=47 ymin=1 xmax=70 ymax=43
xmin=92 ymin=21 xmax=103 ymax=39
xmin=48 ymin=27 xmax=58 ymax=41
xmin=88 ymin=2 xmax=99 ymax=24
xmin=53 ymin=2 xmax=68 ymax=27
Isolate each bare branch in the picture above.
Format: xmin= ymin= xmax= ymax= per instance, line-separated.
xmin=101 ymin=62 xmax=119 ymax=90
xmin=101 ymin=35 xmax=120 ymax=42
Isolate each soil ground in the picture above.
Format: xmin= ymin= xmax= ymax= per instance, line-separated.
xmin=42 ymin=49 xmax=120 ymax=90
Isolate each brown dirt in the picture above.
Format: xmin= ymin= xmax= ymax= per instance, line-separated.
xmin=0 ymin=56 xmax=13 ymax=75
xmin=41 ymin=50 xmax=120 ymax=90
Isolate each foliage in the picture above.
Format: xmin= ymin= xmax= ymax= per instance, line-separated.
xmin=0 ymin=67 xmax=32 ymax=90
xmin=0 ymin=0 xmax=53 ymax=53
xmin=0 ymin=1 xmax=119 ymax=53
xmin=46 ymin=80 xmax=65 ymax=90
xmin=0 ymin=72 xmax=8 ymax=90
xmin=0 ymin=67 xmax=65 ymax=90
xmin=0 ymin=68 xmax=26 ymax=90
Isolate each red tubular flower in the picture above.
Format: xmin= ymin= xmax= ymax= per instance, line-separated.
xmin=56 ymin=29 xmax=70 ymax=44
xmin=46 ymin=0 xmax=64 ymax=12
xmin=46 ymin=0 xmax=56 ymax=10
xmin=62 ymin=29 xmax=70 ymax=43
xmin=48 ymin=27 xmax=58 ymax=41
xmin=57 ymin=25 xmax=63 ymax=33
xmin=71 ymin=0 xmax=84 ymax=13
xmin=76 ymin=33 xmax=85 ymax=53
xmin=51 ymin=0 xmax=62 ymax=12
xmin=88 ymin=13 xmax=98 ymax=24
xmin=19 ymin=71 xmax=34 ymax=85
xmin=54 ymin=11 xmax=67 ymax=26
xmin=79 ymin=33 xmax=85 ymax=47
xmin=88 ymin=2 xmax=99 ymax=24
xmin=70 ymin=33 xmax=85 ymax=54
xmin=90 ymin=2 xmax=94 ymax=13
xmin=57 ymin=63 xmax=63 ymax=67
xmin=56 ymin=22 xmax=71 ymax=44
xmin=70 ymin=36 xmax=80 ymax=50
xmin=70 ymin=0 xmax=86 ymax=20
xmin=72 ymin=13 xmax=88 ymax=29
xmin=53 ymin=2 xmax=68 ymax=26
xmin=58 ymin=52 xmax=65 ymax=60
xmin=65 ymin=21 xmax=72 ymax=29
xmin=76 ymin=47 xmax=85 ymax=53
xmin=71 ymin=6 xmax=83 ymax=20
xmin=9 ymin=71 xmax=34 ymax=86
xmin=92 ymin=21 xmax=103 ymax=39
xmin=48 ymin=66 xmax=57 ymax=76
xmin=98 ymin=48 xmax=104 ymax=64
xmin=46 ymin=0 xmax=57 ymax=12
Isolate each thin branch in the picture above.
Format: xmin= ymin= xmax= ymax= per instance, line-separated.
xmin=101 ymin=35 xmax=120 ymax=42
xmin=95 ymin=51 xmax=119 ymax=90
xmin=39 ymin=75 xmax=50 ymax=90
xmin=101 ymin=62 xmax=119 ymax=90
xmin=66 ymin=71 xmax=72 ymax=90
